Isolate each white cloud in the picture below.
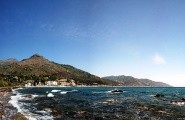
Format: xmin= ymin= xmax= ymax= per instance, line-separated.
xmin=41 ymin=23 xmax=54 ymax=31
xmin=152 ymin=54 xmax=166 ymax=65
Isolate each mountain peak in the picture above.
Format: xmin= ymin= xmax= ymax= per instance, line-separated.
xmin=21 ymin=54 xmax=47 ymax=62
xmin=30 ymin=54 xmax=44 ymax=59
xmin=30 ymin=53 xmax=43 ymax=58
xmin=0 ymin=54 xmax=115 ymax=86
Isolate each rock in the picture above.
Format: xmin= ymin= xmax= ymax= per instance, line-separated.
xmin=0 ymin=102 xmax=3 ymax=106
xmin=11 ymin=113 xmax=27 ymax=120
xmin=95 ymin=116 xmax=103 ymax=120
xmin=0 ymin=90 xmax=24 ymax=120
xmin=181 ymin=98 xmax=185 ymax=101
xmin=0 ymin=110 xmax=5 ymax=118
xmin=111 ymin=89 xmax=123 ymax=93
xmin=47 ymin=93 xmax=54 ymax=97
xmin=154 ymin=94 xmax=164 ymax=98
xmin=23 ymin=94 xmax=32 ymax=98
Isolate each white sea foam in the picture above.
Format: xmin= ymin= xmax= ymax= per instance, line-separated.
xmin=36 ymin=110 xmax=49 ymax=114
xmin=171 ymin=101 xmax=185 ymax=106
xmin=59 ymin=89 xmax=79 ymax=94
xmin=106 ymin=90 xmax=125 ymax=93
xmin=32 ymin=94 xmax=39 ymax=98
xmin=9 ymin=89 xmax=54 ymax=120
xmin=150 ymin=95 xmax=155 ymax=97
xmin=92 ymin=91 xmax=106 ymax=94
xmin=71 ymin=89 xmax=78 ymax=92
xmin=93 ymin=90 xmax=122 ymax=94
xmin=51 ymin=90 xmax=61 ymax=92
xmin=107 ymin=90 xmax=112 ymax=93
xmin=47 ymin=93 xmax=54 ymax=97
xmin=60 ymin=91 xmax=67 ymax=94
xmin=9 ymin=93 xmax=23 ymax=113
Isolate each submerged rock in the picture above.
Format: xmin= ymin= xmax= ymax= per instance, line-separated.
xmin=181 ymin=98 xmax=185 ymax=101
xmin=110 ymin=89 xmax=123 ymax=93
xmin=154 ymin=94 xmax=164 ymax=98
xmin=95 ymin=116 xmax=103 ymax=120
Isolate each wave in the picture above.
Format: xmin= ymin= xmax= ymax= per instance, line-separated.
xmin=107 ymin=90 xmax=126 ymax=94
xmin=51 ymin=90 xmax=61 ymax=93
xmin=9 ymin=93 xmax=23 ymax=113
xmin=9 ymin=89 xmax=54 ymax=120
xmin=92 ymin=90 xmax=126 ymax=94
xmin=71 ymin=89 xmax=78 ymax=92
xmin=92 ymin=91 xmax=107 ymax=94
xmin=50 ymin=89 xmax=79 ymax=95
xmin=171 ymin=101 xmax=185 ymax=106
xmin=60 ymin=89 xmax=79 ymax=94
xmin=60 ymin=91 xmax=67 ymax=94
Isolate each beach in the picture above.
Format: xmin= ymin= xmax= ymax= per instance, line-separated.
xmin=0 ymin=87 xmax=27 ymax=120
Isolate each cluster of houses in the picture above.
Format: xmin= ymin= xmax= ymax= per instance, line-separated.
xmin=25 ymin=79 xmax=76 ymax=87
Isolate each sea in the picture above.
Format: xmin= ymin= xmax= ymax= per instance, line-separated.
xmin=9 ymin=87 xmax=185 ymax=120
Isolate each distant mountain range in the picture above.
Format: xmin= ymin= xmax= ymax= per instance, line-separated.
xmin=102 ymin=75 xmax=171 ymax=87
xmin=0 ymin=58 xmax=18 ymax=65
xmin=0 ymin=54 xmax=171 ymax=87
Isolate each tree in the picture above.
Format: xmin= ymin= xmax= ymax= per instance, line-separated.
xmin=49 ymin=75 xmax=57 ymax=81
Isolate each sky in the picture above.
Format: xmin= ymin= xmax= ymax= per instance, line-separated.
xmin=1 ymin=0 xmax=185 ymax=86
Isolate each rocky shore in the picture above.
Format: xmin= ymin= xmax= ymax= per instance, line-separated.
xmin=0 ymin=87 xmax=27 ymax=120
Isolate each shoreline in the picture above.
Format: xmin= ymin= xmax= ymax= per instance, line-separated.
xmin=23 ymin=85 xmax=174 ymax=88
xmin=0 ymin=86 xmax=175 ymax=120
xmin=0 ymin=87 xmax=27 ymax=120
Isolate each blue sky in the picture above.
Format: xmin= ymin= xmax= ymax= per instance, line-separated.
xmin=1 ymin=0 xmax=185 ymax=86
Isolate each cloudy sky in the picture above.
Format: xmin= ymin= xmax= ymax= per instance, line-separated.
xmin=1 ymin=0 xmax=185 ymax=86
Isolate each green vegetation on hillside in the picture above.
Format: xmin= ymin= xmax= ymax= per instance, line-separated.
xmin=0 ymin=54 xmax=170 ymax=87
xmin=0 ymin=80 xmax=9 ymax=87
xmin=0 ymin=54 xmax=117 ymax=86
xmin=103 ymin=75 xmax=171 ymax=87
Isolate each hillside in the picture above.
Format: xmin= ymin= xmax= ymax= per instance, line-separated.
xmin=0 ymin=54 xmax=171 ymax=87
xmin=102 ymin=75 xmax=171 ymax=87
xmin=0 ymin=54 xmax=117 ymax=86
xmin=0 ymin=58 xmax=17 ymax=65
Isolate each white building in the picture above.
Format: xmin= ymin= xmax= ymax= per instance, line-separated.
xmin=46 ymin=81 xmax=58 ymax=86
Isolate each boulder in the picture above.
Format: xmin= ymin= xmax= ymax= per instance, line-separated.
xmin=154 ymin=94 xmax=164 ymax=98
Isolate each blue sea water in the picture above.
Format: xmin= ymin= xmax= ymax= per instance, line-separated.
xmin=10 ymin=87 xmax=185 ymax=120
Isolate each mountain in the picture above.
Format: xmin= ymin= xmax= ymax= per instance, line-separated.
xmin=0 ymin=54 xmax=171 ymax=87
xmin=0 ymin=54 xmax=117 ymax=86
xmin=0 ymin=58 xmax=17 ymax=65
xmin=102 ymin=75 xmax=171 ymax=87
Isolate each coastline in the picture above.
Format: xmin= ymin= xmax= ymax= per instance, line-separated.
xmin=0 ymin=86 xmax=175 ymax=120
xmin=0 ymin=87 xmax=27 ymax=120
xmin=23 ymin=85 xmax=174 ymax=88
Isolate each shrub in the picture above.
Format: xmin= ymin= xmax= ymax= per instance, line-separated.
xmin=0 ymin=80 xmax=9 ymax=87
